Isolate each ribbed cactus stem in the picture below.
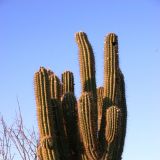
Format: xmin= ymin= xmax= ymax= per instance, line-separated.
xmin=34 ymin=67 xmax=59 ymax=160
xmin=75 ymin=32 xmax=97 ymax=101
xmin=100 ymin=106 xmax=122 ymax=160
xmin=62 ymin=71 xmax=74 ymax=94
xmin=99 ymin=34 xmax=120 ymax=152
xmin=34 ymin=67 xmax=54 ymax=141
xmin=115 ymin=70 xmax=127 ymax=159
xmin=49 ymin=71 xmax=61 ymax=100
xmin=97 ymin=87 xmax=104 ymax=131
xmin=105 ymin=106 xmax=121 ymax=143
xmin=104 ymin=33 xmax=119 ymax=105
xmin=61 ymin=93 xmax=79 ymax=159
xmin=51 ymin=99 xmax=70 ymax=160
xmin=78 ymin=92 xmax=99 ymax=160
xmin=37 ymin=144 xmax=43 ymax=160
xmin=116 ymin=70 xmax=127 ymax=111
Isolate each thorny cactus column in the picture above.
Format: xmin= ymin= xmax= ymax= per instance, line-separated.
xmin=34 ymin=32 xmax=127 ymax=160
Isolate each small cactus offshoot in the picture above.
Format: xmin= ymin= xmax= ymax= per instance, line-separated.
xmin=34 ymin=32 xmax=127 ymax=160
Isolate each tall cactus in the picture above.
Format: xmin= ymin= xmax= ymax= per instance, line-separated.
xmin=34 ymin=32 xmax=127 ymax=160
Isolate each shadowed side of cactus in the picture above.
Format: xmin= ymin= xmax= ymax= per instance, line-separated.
xmin=61 ymin=71 xmax=80 ymax=159
xmin=115 ymin=70 xmax=127 ymax=160
xmin=49 ymin=72 xmax=70 ymax=160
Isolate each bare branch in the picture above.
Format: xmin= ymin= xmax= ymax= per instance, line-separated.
xmin=0 ymin=102 xmax=38 ymax=160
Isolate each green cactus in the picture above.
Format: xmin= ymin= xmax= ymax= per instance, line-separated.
xmin=34 ymin=32 xmax=127 ymax=160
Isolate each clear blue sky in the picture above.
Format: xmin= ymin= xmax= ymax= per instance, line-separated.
xmin=0 ymin=0 xmax=160 ymax=159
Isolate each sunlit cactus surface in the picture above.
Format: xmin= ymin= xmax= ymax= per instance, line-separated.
xmin=34 ymin=32 xmax=127 ymax=160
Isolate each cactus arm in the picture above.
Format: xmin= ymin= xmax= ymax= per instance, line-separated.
xmin=62 ymin=71 xmax=74 ymax=94
xmin=75 ymin=32 xmax=97 ymax=100
xmin=97 ymin=87 xmax=104 ymax=132
xmin=75 ymin=32 xmax=99 ymax=159
xmin=34 ymin=67 xmax=59 ymax=160
xmin=34 ymin=67 xmax=54 ymax=144
xmin=105 ymin=106 xmax=121 ymax=144
xmin=61 ymin=71 xmax=81 ymax=159
xmin=49 ymin=71 xmax=61 ymax=100
xmin=101 ymin=106 xmax=122 ymax=160
xmin=99 ymin=33 xmax=120 ymax=151
xmin=104 ymin=33 xmax=119 ymax=105
xmin=115 ymin=70 xmax=127 ymax=160
xmin=101 ymin=33 xmax=127 ymax=160
xmin=51 ymin=99 xmax=70 ymax=160
xmin=49 ymin=73 xmax=70 ymax=160
xmin=62 ymin=93 xmax=79 ymax=159
xmin=34 ymin=71 xmax=45 ymax=139
xmin=78 ymin=92 xmax=99 ymax=160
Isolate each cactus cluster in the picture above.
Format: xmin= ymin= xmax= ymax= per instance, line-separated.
xmin=34 ymin=32 xmax=127 ymax=160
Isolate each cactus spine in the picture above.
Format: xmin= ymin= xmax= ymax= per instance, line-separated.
xmin=34 ymin=32 xmax=127 ymax=160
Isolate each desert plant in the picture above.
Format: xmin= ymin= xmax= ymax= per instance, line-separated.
xmin=34 ymin=32 xmax=127 ymax=160
xmin=0 ymin=106 xmax=38 ymax=160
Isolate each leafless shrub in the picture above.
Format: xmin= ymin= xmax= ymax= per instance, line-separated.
xmin=0 ymin=105 xmax=39 ymax=160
